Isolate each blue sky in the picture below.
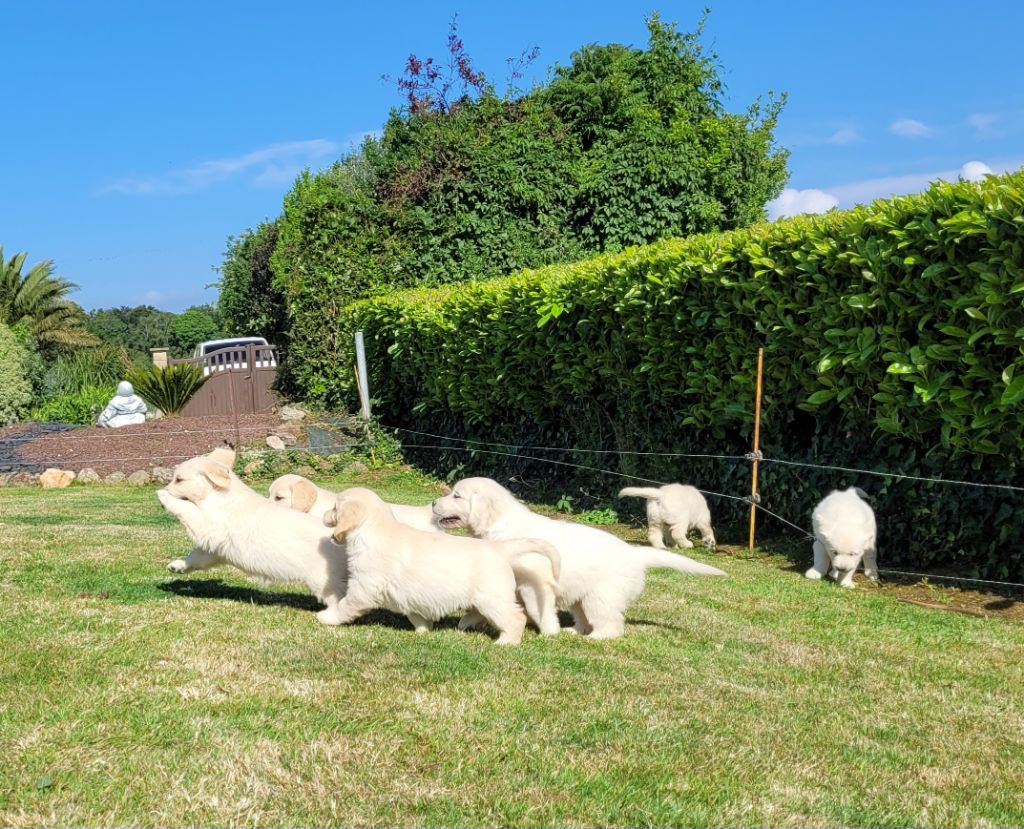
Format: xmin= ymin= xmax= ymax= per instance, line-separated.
xmin=2 ymin=0 xmax=1022 ymax=312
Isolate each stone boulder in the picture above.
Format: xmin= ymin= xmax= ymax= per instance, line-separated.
xmin=78 ymin=468 xmax=100 ymax=483
xmin=8 ymin=472 xmax=39 ymax=487
xmin=39 ymin=468 xmax=75 ymax=489
xmin=276 ymin=432 xmax=298 ymax=447
xmin=150 ymin=466 xmax=174 ymax=484
xmin=266 ymin=435 xmax=286 ymax=451
xmin=105 ymin=471 xmax=126 ymax=484
xmin=342 ymin=461 xmax=368 ymax=476
xmin=127 ymin=470 xmax=151 ymax=486
xmin=279 ymin=405 xmax=306 ymax=422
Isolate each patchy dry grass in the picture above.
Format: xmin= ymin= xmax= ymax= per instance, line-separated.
xmin=1 ymin=469 xmax=1023 ymax=827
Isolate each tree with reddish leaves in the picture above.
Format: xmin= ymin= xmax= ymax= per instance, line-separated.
xmin=385 ymin=14 xmax=533 ymax=115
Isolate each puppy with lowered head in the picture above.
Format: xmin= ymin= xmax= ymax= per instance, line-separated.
xmin=321 ymin=487 xmax=561 ymax=644
xmin=156 ymin=447 xmax=348 ymax=620
xmin=432 ymin=477 xmax=726 ymax=640
xmin=269 ymin=473 xmax=442 ymax=532
xmin=619 ymin=484 xmax=716 ymax=549
xmin=806 ymin=487 xmax=878 ymax=588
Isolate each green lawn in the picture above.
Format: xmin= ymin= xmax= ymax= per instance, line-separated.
xmin=1 ymin=468 xmax=1022 ymax=827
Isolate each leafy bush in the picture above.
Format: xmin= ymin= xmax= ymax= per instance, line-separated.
xmin=29 ymin=384 xmax=114 ymax=425
xmin=322 ymin=170 xmax=1024 ymax=580
xmin=43 ymin=345 xmax=130 ymax=398
xmin=270 ymin=13 xmax=788 ymax=396
xmin=0 ymin=322 xmax=32 ymax=424
xmin=216 ymin=220 xmax=286 ymax=345
xmin=126 ymin=363 xmax=207 ymax=415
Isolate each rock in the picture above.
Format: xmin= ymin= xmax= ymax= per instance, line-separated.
xmin=145 ymin=408 xmax=165 ymax=421
xmin=127 ymin=470 xmax=151 ymax=485
xmin=39 ymin=468 xmax=75 ymax=489
xmin=243 ymin=460 xmax=263 ymax=476
xmin=342 ymin=461 xmax=368 ymax=476
xmin=294 ymin=465 xmax=317 ymax=478
xmin=150 ymin=466 xmax=174 ymax=484
xmin=266 ymin=435 xmax=286 ymax=451
xmin=0 ymin=473 xmax=13 ymax=487
xmin=78 ymin=468 xmax=100 ymax=483
xmin=279 ymin=405 xmax=306 ymax=422
xmin=105 ymin=471 xmax=126 ymax=484
xmin=9 ymin=472 xmax=39 ymax=487
xmin=276 ymin=432 xmax=298 ymax=447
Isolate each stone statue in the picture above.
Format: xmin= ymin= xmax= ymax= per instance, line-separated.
xmin=97 ymin=381 xmax=148 ymax=428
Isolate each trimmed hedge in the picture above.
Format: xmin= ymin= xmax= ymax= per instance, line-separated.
xmin=311 ymin=170 xmax=1024 ymax=579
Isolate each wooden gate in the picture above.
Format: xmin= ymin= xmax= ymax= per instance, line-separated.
xmin=172 ymin=344 xmax=280 ymax=417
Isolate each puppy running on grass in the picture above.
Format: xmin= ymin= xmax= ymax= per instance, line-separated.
xmin=619 ymin=484 xmax=716 ymax=549
xmin=156 ymin=448 xmax=348 ymax=620
xmin=320 ymin=487 xmax=560 ymax=644
xmin=805 ymin=487 xmax=878 ymax=588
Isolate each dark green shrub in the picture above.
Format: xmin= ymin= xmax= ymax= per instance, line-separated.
xmin=29 ymin=384 xmax=114 ymax=425
xmin=271 ymin=13 xmax=788 ymax=397
xmin=320 ymin=170 xmax=1024 ymax=580
xmin=127 ymin=363 xmax=207 ymax=415
xmin=0 ymin=322 xmax=32 ymax=424
xmin=217 ymin=220 xmax=287 ymax=345
xmin=43 ymin=345 xmax=130 ymax=398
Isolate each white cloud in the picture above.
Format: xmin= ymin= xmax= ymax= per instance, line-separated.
xmin=825 ymin=128 xmax=862 ymax=145
xmin=767 ymin=188 xmax=839 ymax=220
xmin=100 ymin=139 xmax=340 ymax=195
xmin=889 ymin=118 xmax=931 ymax=138
xmin=959 ymin=160 xmax=993 ymax=182
xmin=967 ymin=112 xmax=1001 ymax=139
xmin=824 ymin=158 xmax=1019 ymax=207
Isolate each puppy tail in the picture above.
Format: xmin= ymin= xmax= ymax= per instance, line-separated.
xmin=639 ymin=547 xmax=726 ymax=577
xmin=618 ymin=486 xmax=663 ymax=500
xmin=501 ymin=538 xmax=562 ymax=581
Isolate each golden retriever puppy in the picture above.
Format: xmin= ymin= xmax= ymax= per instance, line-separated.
xmin=156 ymin=448 xmax=348 ymax=621
xmin=320 ymin=487 xmax=561 ymax=644
xmin=269 ymin=473 xmax=441 ymax=532
xmin=432 ymin=477 xmax=726 ymax=640
xmin=806 ymin=487 xmax=878 ymax=588
xmin=619 ymin=484 xmax=716 ymax=549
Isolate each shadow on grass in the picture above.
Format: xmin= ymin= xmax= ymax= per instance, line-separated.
xmin=157 ymin=578 xmax=464 ymax=631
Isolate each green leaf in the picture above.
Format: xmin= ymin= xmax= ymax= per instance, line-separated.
xmin=1000 ymin=375 xmax=1024 ymax=406
xmin=806 ymin=389 xmax=836 ymax=405
xmin=886 ymin=362 xmax=916 ymax=375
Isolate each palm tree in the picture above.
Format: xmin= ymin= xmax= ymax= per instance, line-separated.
xmin=0 ymin=247 xmax=97 ymax=349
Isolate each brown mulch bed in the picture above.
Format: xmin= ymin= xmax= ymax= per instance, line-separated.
xmin=1 ymin=414 xmax=290 ymax=476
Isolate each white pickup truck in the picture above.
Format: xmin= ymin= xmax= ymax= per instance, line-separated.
xmin=193 ymin=337 xmax=277 ymax=375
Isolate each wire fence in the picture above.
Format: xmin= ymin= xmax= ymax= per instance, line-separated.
xmin=4 ymin=417 xmax=1022 ymax=591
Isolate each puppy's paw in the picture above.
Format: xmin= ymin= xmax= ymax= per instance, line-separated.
xmin=864 ymin=570 xmax=879 ymax=581
xmin=316 ymin=608 xmax=343 ymax=625
xmin=167 ymin=558 xmax=189 ymax=573
xmin=804 ymin=567 xmax=824 ymax=580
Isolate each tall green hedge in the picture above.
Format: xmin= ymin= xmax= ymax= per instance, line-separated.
xmin=314 ymin=170 xmax=1024 ymax=580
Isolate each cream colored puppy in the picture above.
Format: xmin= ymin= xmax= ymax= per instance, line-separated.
xmin=157 ymin=448 xmax=348 ymax=620
xmin=320 ymin=487 xmax=560 ymax=645
xmin=806 ymin=487 xmax=878 ymax=588
xmin=619 ymin=484 xmax=716 ymax=549
xmin=432 ymin=477 xmax=726 ymax=640
xmin=269 ymin=473 xmax=441 ymax=532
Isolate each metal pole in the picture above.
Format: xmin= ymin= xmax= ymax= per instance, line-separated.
xmin=748 ymin=347 xmax=764 ymax=553
xmin=354 ymin=330 xmax=371 ymax=420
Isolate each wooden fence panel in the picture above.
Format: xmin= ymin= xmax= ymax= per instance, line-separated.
xmin=173 ymin=344 xmax=280 ymax=417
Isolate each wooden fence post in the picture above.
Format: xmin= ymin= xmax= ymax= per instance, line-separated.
xmin=748 ymin=347 xmax=765 ymax=553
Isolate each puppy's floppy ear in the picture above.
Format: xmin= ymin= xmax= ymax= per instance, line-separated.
xmin=329 ymin=499 xmax=365 ymax=540
xmin=292 ymin=479 xmax=318 ymax=513
xmin=209 ymin=446 xmax=236 ymax=468
xmin=438 ymin=482 xmax=452 ymax=496
xmin=200 ymin=458 xmax=232 ymax=490
xmin=467 ymin=489 xmax=497 ymax=532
